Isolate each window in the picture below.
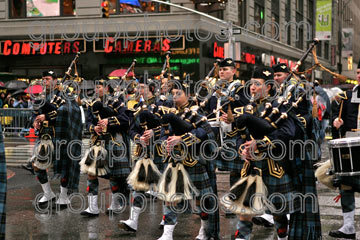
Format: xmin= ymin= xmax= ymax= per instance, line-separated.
xmin=238 ymin=0 xmax=247 ymax=27
xmin=296 ymin=1 xmax=304 ymax=50
xmin=324 ymin=41 xmax=329 ymax=59
xmin=307 ymin=0 xmax=314 ymax=22
xmin=285 ymin=0 xmax=291 ymax=45
xmin=254 ymin=0 xmax=265 ymax=34
xmin=296 ymin=0 xmax=303 ymax=13
xmin=271 ymin=0 xmax=279 ymax=39
xmin=10 ymin=0 xmax=76 ymax=18
xmin=296 ymin=27 xmax=304 ymax=50
xmin=316 ymin=41 xmax=322 ymax=57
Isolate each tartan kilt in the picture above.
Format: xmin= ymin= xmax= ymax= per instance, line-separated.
xmin=184 ymin=163 xmax=213 ymax=198
xmin=240 ymin=160 xmax=300 ymax=216
xmin=102 ymin=133 xmax=131 ymax=179
xmin=215 ymin=137 xmax=242 ymax=171
xmin=152 ymin=155 xmax=165 ymax=173
xmin=338 ymin=175 xmax=360 ymax=192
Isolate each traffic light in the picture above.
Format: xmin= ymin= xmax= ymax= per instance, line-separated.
xmin=101 ymin=0 xmax=109 ymax=18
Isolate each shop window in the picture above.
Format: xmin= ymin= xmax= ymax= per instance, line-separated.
xmin=10 ymin=0 xmax=76 ymax=18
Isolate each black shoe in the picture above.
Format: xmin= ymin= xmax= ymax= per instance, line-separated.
xmin=35 ymin=197 xmax=56 ymax=209
xmin=252 ymin=216 xmax=274 ymax=228
xmin=80 ymin=210 xmax=99 ymax=217
xmin=118 ymin=222 xmax=136 ymax=232
xmin=22 ymin=162 xmax=35 ymax=175
xmin=329 ymin=230 xmax=355 ymax=239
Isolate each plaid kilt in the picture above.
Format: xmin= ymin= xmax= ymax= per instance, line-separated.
xmin=240 ymin=160 xmax=300 ymax=216
xmin=94 ymin=133 xmax=131 ymax=179
xmin=53 ymin=100 xmax=82 ymax=192
xmin=288 ymin=154 xmax=322 ymax=240
xmin=0 ymin=125 xmax=6 ymax=239
xmin=215 ymin=137 xmax=242 ymax=171
xmin=184 ymin=163 xmax=213 ymax=198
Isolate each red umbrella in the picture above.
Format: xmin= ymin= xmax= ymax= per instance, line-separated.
xmin=108 ymin=69 xmax=134 ymax=77
xmin=24 ymin=85 xmax=43 ymax=94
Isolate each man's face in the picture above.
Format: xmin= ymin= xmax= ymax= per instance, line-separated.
xmin=357 ymin=69 xmax=360 ymax=83
xmin=219 ymin=66 xmax=236 ymax=81
xmin=273 ymin=72 xmax=289 ymax=84
xmin=137 ymin=83 xmax=151 ymax=99
xmin=42 ymin=76 xmax=56 ymax=93
xmin=95 ymin=84 xmax=105 ymax=98
xmin=172 ymin=89 xmax=187 ymax=106
xmin=250 ymin=78 xmax=270 ymax=99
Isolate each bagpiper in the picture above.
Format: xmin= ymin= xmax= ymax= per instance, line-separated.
xmin=156 ymin=81 xmax=215 ymax=240
xmin=119 ymin=77 xmax=172 ymax=232
xmin=80 ymin=78 xmax=131 ymax=216
xmin=32 ymin=70 xmax=83 ymax=208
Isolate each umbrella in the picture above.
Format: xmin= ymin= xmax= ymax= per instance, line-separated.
xmin=80 ymin=80 xmax=95 ymax=90
xmin=5 ymin=80 xmax=28 ymax=90
xmin=11 ymin=89 xmax=26 ymax=97
xmin=108 ymin=69 xmax=134 ymax=77
xmin=24 ymin=85 xmax=43 ymax=94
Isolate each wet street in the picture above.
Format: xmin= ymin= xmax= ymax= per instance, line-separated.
xmin=4 ymin=140 xmax=360 ymax=240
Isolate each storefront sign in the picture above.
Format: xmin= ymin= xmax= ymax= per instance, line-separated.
xmin=93 ymin=36 xmax=185 ymax=53
xmin=0 ymin=39 xmax=86 ymax=56
xmin=213 ymin=42 xmax=224 ymax=58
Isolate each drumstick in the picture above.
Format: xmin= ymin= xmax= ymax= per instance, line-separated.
xmin=351 ymin=129 xmax=360 ymax=132
xmin=338 ymin=100 xmax=344 ymax=138
xmin=338 ymin=100 xmax=344 ymax=121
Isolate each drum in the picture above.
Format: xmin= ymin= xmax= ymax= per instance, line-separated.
xmin=329 ymin=137 xmax=360 ymax=176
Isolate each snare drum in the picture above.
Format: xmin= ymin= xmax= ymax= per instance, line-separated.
xmin=329 ymin=137 xmax=360 ymax=176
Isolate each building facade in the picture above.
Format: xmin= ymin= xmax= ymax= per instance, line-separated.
xmin=0 ymin=0 xmax=335 ymax=83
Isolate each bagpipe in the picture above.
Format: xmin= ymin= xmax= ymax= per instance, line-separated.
xmin=221 ymin=165 xmax=267 ymax=215
xmin=127 ymin=102 xmax=166 ymax=192
xmin=157 ymin=103 xmax=209 ymax=203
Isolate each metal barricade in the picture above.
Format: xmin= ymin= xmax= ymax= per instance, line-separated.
xmin=0 ymin=108 xmax=33 ymax=136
